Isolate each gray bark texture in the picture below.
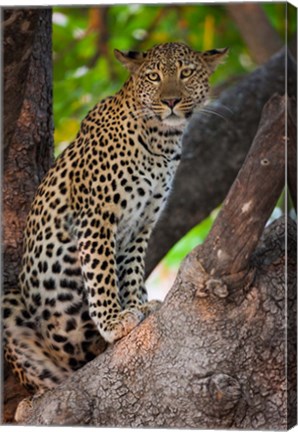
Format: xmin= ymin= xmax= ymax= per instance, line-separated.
xmin=145 ymin=49 xmax=297 ymax=277
xmin=3 ymin=8 xmax=53 ymax=423
xmin=3 ymin=8 xmax=53 ymax=295
xmin=15 ymin=94 xmax=297 ymax=429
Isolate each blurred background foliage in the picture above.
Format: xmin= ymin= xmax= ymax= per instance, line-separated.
xmin=52 ymin=3 xmax=295 ymax=298
xmin=53 ymin=3 xmax=293 ymax=152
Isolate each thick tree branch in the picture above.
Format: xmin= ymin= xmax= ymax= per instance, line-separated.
xmin=226 ymin=3 xmax=283 ymax=64
xmin=201 ymin=94 xmax=285 ymax=278
xmin=15 ymin=91 xmax=295 ymax=429
xmin=145 ymin=49 xmax=296 ymax=277
xmin=87 ymin=7 xmax=111 ymax=71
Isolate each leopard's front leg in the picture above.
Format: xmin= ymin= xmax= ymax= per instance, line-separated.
xmin=78 ymin=217 xmax=145 ymax=343
xmin=117 ymin=225 xmax=162 ymax=317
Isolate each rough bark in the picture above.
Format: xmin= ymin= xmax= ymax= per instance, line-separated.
xmin=145 ymin=49 xmax=296 ymax=277
xmin=3 ymin=8 xmax=53 ymax=293
xmin=201 ymin=93 xmax=285 ymax=278
xmin=226 ymin=3 xmax=283 ymax=64
xmin=3 ymin=8 xmax=53 ymax=423
xmin=15 ymin=95 xmax=296 ymax=429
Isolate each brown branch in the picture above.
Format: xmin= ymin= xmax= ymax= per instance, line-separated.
xmin=200 ymin=93 xmax=286 ymax=279
xmin=226 ymin=3 xmax=283 ymax=64
xmin=87 ymin=7 xmax=111 ymax=70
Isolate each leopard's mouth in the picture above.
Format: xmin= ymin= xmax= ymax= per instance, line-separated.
xmin=148 ymin=105 xmax=191 ymax=128
xmin=162 ymin=113 xmax=188 ymax=127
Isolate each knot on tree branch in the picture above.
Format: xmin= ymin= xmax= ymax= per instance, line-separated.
xmin=194 ymin=263 xmax=256 ymax=301
xmin=208 ymin=373 xmax=242 ymax=413
xmin=192 ymin=373 xmax=242 ymax=418
xmin=196 ymin=278 xmax=229 ymax=298
xmin=182 ymin=250 xmax=256 ymax=303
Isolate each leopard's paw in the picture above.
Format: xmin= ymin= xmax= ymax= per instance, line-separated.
xmin=15 ymin=391 xmax=45 ymax=423
xmin=101 ymin=308 xmax=144 ymax=343
xmin=138 ymin=299 xmax=162 ymax=317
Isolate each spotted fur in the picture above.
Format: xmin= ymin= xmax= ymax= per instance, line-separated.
xmin=3 ymin=42 xmax=227 ymax=392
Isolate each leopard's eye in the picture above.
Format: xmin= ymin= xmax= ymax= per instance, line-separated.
xmin=180 ymin=68 xmax=194 ymax=79
xmin=147 ymin=72 xmax=161 ymax=82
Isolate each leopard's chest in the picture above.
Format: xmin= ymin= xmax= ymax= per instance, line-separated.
xmin=116 ymin=150 xmax=179 ymax=246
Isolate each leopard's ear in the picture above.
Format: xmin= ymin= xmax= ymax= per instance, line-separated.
xmin=114 ymin=49 xmax=146 ymax=73
xmin=200 ymin=48 xmax=229 ymax=74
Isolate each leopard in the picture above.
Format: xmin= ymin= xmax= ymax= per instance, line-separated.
xmin=3 ymin=42 xmax=227 ymax=393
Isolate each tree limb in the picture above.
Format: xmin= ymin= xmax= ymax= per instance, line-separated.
xmin=226 ymin=3 xmax=283 ymax=64
xmin=87 ymin=7 xmax=112 ymax=73
xmin=201 ymin=93 xmax=286 ymax=278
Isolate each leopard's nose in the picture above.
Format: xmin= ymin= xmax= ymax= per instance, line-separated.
xmin=161 ymin=98 xmax=181 ymax=108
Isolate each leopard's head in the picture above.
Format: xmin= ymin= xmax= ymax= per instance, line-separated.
xmin=115 ymin=42 xmax=228 ymax=128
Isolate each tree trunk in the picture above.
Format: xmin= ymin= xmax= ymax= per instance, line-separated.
xmin=15 ymin=94 xmax=296 ymax=429
xmin=3 ymin=8 xmax=53 ymax=423
xmin=226 ymin=3 xmax=283 ymax=64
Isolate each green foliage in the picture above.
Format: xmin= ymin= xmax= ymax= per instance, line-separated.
xmin=53 ymin=3 xmax=293 ymax=151
xmin=164 ymin=209 xmax=219 ymax=269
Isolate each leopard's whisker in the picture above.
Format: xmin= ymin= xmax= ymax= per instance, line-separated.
xmin=199 ymin=108 xmax=228 ymax=121
xmin=206 ymin=98 xmax=234 ymax=115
